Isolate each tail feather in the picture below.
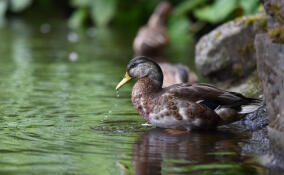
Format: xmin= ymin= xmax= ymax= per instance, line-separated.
xmin=216 ymin=93 xmax=262 ymax=125
xmin=216 ymin=102 xmax=262 ymax=126
xmin=229 ymin=92 xmax=261 ymax=104
xmin=201 ymin=94 xmax=262 ymax=113
xmin=239 ymin=103 xmax=262 ymax=114
xmin=244 ymin=97 xmax=262 ymax=104
xmin=239 ymin=95 xmax=262 ymax=114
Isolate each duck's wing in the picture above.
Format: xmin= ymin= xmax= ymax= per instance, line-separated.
xmin=167 ymin=83 xmax=259 ymax=109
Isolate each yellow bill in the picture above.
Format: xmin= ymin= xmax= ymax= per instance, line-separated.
xmin=116 ymin=72 xmax=132 ymax=90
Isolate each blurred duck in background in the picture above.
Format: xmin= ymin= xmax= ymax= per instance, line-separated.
xmin=133 ymin=1 xmax=171 ymax=57
xmin=133 ymin=1 xmax=198 ymax=87
xmin=159 ymin=63 xmax=198 ymax=87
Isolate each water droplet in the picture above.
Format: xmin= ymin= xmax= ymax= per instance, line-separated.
xmin=108 ymin=110 xmax=112 ymax=114
xmin=116 ymin=90 xmax=120 ymax=97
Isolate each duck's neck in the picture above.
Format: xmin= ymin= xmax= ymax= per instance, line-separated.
xmin=148 ymin=15 xmax=164 ymax=27
xmin=132 ymin=77 xmax=162 ymax=95
xmin=131 ymin=77 xmax=162 ymax=121
xmin=148 ymin=3 xmax=170 ymax=27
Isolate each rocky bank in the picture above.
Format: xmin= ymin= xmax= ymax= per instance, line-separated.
xmin=195 ymin=0 xmax=284 ymax=170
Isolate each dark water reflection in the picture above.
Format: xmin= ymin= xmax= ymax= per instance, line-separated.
xmin=131 ymin=128 xmax=259 ymax=175
xmin=0 ymin=18 xmax=268 ymax=175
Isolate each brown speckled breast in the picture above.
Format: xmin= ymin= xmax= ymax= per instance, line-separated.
xmin=132 ymin=78 xmax=160 ymax=121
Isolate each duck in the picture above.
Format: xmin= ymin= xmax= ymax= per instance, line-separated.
xmin=116 ymin=56 xmax=261 ymax=131
xmin=133 ymin=1 xmax=171 ymax=57
xmin=159 ymin=62 xmax=198 ymax=87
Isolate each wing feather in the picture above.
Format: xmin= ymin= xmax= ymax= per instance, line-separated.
xmin=166 ymin=83 xmax=256 ymax=108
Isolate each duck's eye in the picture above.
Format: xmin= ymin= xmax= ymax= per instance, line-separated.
xmin=130 ymin=63 xmax=137 ymax=69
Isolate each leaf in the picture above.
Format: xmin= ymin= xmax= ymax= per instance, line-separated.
xmin=91 ymin=0 xmax=117 ymax=27
xmin=167 ymin=15 xmax=192 ymax=42
xmin=70 ymin=0 xmax=93 ymax=7
xmin=194 ymin=0 xmax=237 ymax=23
xmin=240 ymin=0 xmax=259 ymax=15
xmin=10 ymin=0 xmax=33 ymax=12
xmin=172 ymin=0 xmax=210 ymax=17
xmin=0 ymin=0 xmax=8 ymax=20
xmin=68 ymin=8 xmax=89 ymax=29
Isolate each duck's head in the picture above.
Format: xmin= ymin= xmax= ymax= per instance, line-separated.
xmin=116 ymin=56 xmax=163 ymax=90
xmin=154 ymin=1 xmax=171 ymax=18
xmin=148 ymin=1 xmax=171 ymax=27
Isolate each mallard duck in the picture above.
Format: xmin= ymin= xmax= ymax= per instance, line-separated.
xmin=133 ymin=1 xmax=171 ymax=56
xmin=116 ymin=56 xmax=261 ymax=131
xmin=159 ymin=62 xmax=198 ymax=87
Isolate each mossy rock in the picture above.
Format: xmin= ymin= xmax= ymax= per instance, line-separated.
xmin=238 ymin=39 xmax=256 ymax=58
xmin=195 ymin=13 xmax=266 ymax=83
xmin=229 ymin=71 xmax=263 ymax=98
xmin=239 ymin=15 xmax=267 ymax=28
xmin=268 ymin=26 xmax=284 ymax=43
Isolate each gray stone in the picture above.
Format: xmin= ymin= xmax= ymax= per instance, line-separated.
xmin=195 ymin=13 xmax=266 ymax=81
xmin=233 ymin=105 xmax=268 ymax=131
xmin=263 ymin=0 xmax=284 ymax=29
xmin=262 ymin=0 xmax=284 ymax=43
xmin=255 ymin=33 xmax=284 ymax=166
xmin=255 ymin=34 xmax=284 ymax=122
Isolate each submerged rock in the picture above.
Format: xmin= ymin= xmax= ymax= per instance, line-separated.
xmin=195 ymin=13 xmax=266 ymax=82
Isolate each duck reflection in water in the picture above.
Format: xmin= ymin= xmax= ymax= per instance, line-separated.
xmin=131 ymin=128 xmax=248 ymax=175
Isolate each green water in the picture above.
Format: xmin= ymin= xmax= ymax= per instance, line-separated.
xmin=0 ymin=19 xmax=265 ymax=175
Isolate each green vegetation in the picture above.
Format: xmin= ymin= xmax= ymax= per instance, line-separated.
xmin=269 ymin=26 xmax=284 ymax=43
xmin=67 ymin=0 xmax=260 ymax=27
xmin=207 ymin=152 xmax=237 ymax=155
xmin=163 ymin=163 xmax=258 ymax=175
xmin=0 ymin=0 xmax=32 ymax=23
xmin=0 ymin=0 xmax=260 ymax=41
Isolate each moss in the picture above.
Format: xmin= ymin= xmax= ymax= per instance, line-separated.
xmin=269 ymin=26 xmax=281 ymax=37
xmin=240 ymin=15 xmax=266 ymax=26
xmin=238 ymin=40 xmax=255 ymax=58
xmin=232 ymin=63 xmax=244 ymax=78
xmin=269 ymin=26 xmax=284 ymax=43
xmin=271 ymin=5 xmax=281 ymax=16
xmin=241 ymin=71 xmax=263 ymax=97
xmin=234 ymin=16 xmax=243 ymax=23
xmin=235 ymin=14 xmax=267 ymax=31
xmin=257 ymin=5 xmax=265 ymax=13
xmin=213 ymin=31 xmax=222 ymax=39
xmin=269 ymin=4 xmax=284 ymax=24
